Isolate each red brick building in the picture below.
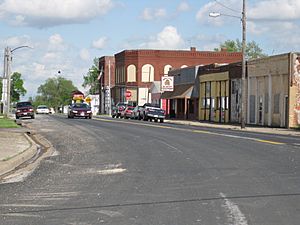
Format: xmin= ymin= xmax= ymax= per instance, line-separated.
xmin=112 ymin=48 xmax=242 ymax=106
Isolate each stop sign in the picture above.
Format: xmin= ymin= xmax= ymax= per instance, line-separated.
xmin=125 ymin=90 xmax=132 ymax=98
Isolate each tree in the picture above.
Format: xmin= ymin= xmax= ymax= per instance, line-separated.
xmin=11 ymin=72 xmax=27 ymax=102
xmin=35 ymin=76 xmax=77 ymax=110
xmin=82 ymin=58 xmax=100 ymax=95
xmin=215 ymin=39 xmax=267 ymax=59
xmin=0 ymin=72 xmax=26 ymax=102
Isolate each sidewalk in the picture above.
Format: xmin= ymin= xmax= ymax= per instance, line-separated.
xmin=0 ymin=128 xmax=38 ymax=177
xmin=165 ymin=119 xmax=300 ymax=136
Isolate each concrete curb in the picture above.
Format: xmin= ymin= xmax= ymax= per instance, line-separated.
xmin=0 ymin=133 xmax=38 ymax=177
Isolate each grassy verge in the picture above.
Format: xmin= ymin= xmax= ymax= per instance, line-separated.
xmin=0 ymin=117 xmax=19 ymax=128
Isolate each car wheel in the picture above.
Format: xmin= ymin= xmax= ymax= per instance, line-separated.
xmin=89 ymin=116 xmax=92 ymax=119
xmin=31 ymin=115 xmax=35 ymax=119
xmin=112 ymin=115 xmax=116 ymax=118
xmin=16 ymin=115 xmax=19 ymax=119
xmin=160 ymin=119 xmax=164 ymax=123
xmin=154 ymin=119 xmax=158 ymax=122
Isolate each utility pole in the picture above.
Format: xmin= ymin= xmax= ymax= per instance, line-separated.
xmin=6 ymin=47 xmax=12 ymax=116
xmin=108 ymin=59 xmax=111 ymax=116
xmin=241 ymin=0 xmax=247 ymax=129
xmin=2 ymin=48 xmax=8 ymax=115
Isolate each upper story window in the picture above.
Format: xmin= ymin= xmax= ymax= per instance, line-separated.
xmin=141 ymin=64 xmax=154 ymax=82
xmin=164 ymin=65 xmax=172 ymax=75
xmin=127 ymin=64 xmax=136 ymax=82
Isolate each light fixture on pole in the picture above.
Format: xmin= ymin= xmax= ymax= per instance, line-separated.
xmin=2 ymin=45 xmax=32 ymax=116
xmin=209 ymin=0 xmax=247 ymax=129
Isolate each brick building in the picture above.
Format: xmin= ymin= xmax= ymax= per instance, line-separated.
xmin=113 ymin=48 xmax=242 ymax=106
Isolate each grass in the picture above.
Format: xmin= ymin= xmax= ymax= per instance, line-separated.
xmin=0 ymin=117 xmax=19 ymax=128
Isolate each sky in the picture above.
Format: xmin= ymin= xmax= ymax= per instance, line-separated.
xmin=0 ymin=0 xmax=300 ymax=99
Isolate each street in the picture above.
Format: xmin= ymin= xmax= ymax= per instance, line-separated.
xmin=1 ymin=114 xmax=300 ymax=225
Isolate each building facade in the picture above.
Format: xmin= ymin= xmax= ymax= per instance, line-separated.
xmin=247 ymin=52 xmax=300 ymax=128
xmin=113 ymin=48 xmax=242 ymax=106
xmin=161 ymin=66 xmax=200 ymax=120
xmin=98 ymin=56 xmax=115 ymax=114
xmin=198 ymin=63 xmax=242 ymax=123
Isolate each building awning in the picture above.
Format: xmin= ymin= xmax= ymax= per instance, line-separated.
xmin=161 ymin=84 xmax=193 ymax=99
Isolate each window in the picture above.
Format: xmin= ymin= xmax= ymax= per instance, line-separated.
xmin=274 ymin=94 xmax=280 ymax=114
xmin=141 ymin=64 xmax=154 ymax=82
xmin=127 ymin=65 xmax=136 ymax=82
xmin=164 ymin=65 xmax=172 ymax=75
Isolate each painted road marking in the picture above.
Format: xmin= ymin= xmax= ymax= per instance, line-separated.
xmin=93 ymin=118 xmax=285 ymax=146
xmin=220 ymin=192 xmax=248 ymax=225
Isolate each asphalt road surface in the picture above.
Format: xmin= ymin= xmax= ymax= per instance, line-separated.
xmin=1 ymin=114 xmax=300 ymax=225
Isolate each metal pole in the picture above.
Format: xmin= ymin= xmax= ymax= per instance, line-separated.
xmin=108 ymin=60 xmax=111 ymax=115
xmin=2 ymin=48 xmax=8 ymax=115
xmin=241 ymin=0 xmax=247 ymax=128
xmin=6 ymin=47 xmax=12 ymax=116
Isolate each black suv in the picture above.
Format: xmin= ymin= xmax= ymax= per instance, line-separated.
xmin=15 ymin=101 xmax=35 ymax=119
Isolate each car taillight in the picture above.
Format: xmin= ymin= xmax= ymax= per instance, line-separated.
xmin=17 ymin=109 xmax=21 ymax=113
xmin=29 ymin=109 xmax=34 ymax=112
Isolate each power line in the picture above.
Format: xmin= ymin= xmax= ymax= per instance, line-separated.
xmin=214 ymin=0 xmax=240 ymax=14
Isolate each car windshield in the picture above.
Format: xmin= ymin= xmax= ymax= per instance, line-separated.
xmin=17 ymin=102 xmax=32 ymax=108
xmin=37 ymin=106 xmax=48 ymax=109
xmin=72 ymin=104 xmax=90 ymax=109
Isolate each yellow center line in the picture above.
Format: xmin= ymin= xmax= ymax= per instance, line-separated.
xmin=93 ymin=117 xmax=285 ymax=145
xmin=256 ymin=139 xmax=284 ymax=145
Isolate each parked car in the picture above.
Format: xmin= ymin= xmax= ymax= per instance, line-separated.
xmin=140 ymin=103 xmax=165 ymax=123
xmin=121 ymin=106 xmax=135 ymax=119
xmin=113 ymin=102 xmax=127 ymax=118
xmin=133 ymin=106 xmax=144 ymax=120
xmin=67 ymin=103 xmax=92 ymax=119
xmin=36 ymin=105 xmax=50 ymax=114
xmin=15 ymin=101 xmax=35 ymax=119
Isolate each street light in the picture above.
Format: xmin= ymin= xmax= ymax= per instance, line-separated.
xmin=2 ymin=45 xmax=32 ymax=116
xmin=209 ymin=0 xmax=247 ymax=129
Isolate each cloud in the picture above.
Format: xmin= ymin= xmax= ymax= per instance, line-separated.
xmin=249 ymin=0 xmax=300 ymax=21
xmin=141 ymin=8 xmax=167 ymax=21
xmin=49 ymin=34 xmax=63 ymax=45
xmin=0 ymin=0 xmax=116 ymax=28
xmin=140 ymin=26 xmax=185 ymax=49
xmin=177 ymin=2 xmax=190 ymax=12
xmin=92 ymin=37 xmax=108 ymax=49
xmin=80 ymin=48 xmax=90 ymax=61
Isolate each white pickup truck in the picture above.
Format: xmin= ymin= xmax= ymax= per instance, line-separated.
xmin=140 ymin=103 xmax=165 ymax=123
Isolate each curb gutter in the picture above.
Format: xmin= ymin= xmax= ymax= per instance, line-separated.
xmin=0 ymin=133 xmax=38 ymax=177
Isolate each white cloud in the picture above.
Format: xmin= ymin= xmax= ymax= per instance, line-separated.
xmin=249 ymin=0 xmax=300 ymax=21
xmin=92 ymin=37 xmax=108 ymax=49
xmin=141 ymin=8 xmax=167 ymax=21
xmin=0 ymin=0 xmax=115 ymax=28
xmin=140 ymin=26 xmax=185 ymax=49
xmin=5 ymin=35 xmax=31 ymax=47
xmin=177 ymin=2 xmax=190 ymax=12
xmin=49 ymin=34 xmax=63 ymax=45
xmin=80 ymin=48 xmax=90 ymax=61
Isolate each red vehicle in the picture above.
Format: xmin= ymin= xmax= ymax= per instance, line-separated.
xmin=15 ymin=101 xmax=35 ymax=119
xmin=121 ymin=106 xmax=135 ymax=119
xmin=67 ymin=103 xmax=92 ymax=119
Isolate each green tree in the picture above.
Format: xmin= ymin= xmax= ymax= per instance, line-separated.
xmin=35 ymin=76 xmax=77 ymax=110
xmin=82 ymin=58 xmax=100 ymax=95
xmin=215 ymin=39 xmax=267 ymax=59
xmin=11 ymin=72 xmax=27 ymax=102
xmin=0 ymin=72 xmax=26 ymax=102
